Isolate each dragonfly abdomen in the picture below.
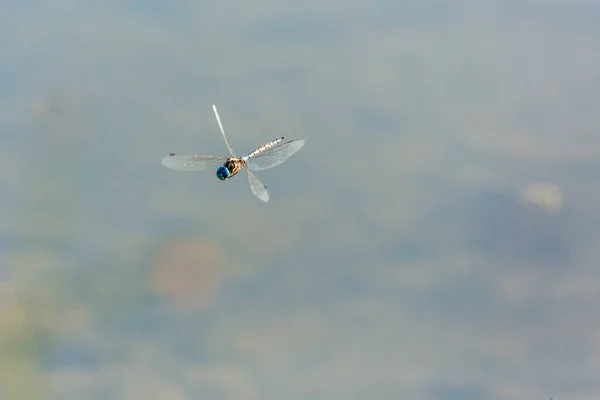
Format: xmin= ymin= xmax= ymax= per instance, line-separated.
xmin=245 ymin=137 xmax=285 ymax=158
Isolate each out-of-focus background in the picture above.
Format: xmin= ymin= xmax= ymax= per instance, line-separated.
xmin=2 ymin=1 xmax=599 ymax=399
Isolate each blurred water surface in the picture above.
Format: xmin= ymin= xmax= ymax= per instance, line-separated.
xmin=2 ymin=1 xmax=600 ymax=399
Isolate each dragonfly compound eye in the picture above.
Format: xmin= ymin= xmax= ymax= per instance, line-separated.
xmin=216 ymin=166 xmax=230 ymax=180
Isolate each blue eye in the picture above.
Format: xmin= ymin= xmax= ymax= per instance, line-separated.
xmin=216 ymin=166 xmax=230 ymax=180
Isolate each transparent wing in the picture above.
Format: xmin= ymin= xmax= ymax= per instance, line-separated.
xmin=213 ymin=105 xmax=236 ymax=157
xmin=161 ymin=154 xmax=226 ymax=171
xmin=243 ymin=139 xmax=305 ymax=171
xmin=245 ymin=168 xmax=269 ymax=202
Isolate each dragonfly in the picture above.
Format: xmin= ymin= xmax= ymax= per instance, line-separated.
xmin=161 ymin=105 xmax=305 ymax=202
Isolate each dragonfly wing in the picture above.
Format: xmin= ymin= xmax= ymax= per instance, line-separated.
xmin=161 ymin=154 xmax=226 ymax=171
xmin=244 ymin=139 xmax=305 ymax=171
xmin=245 ymin=168 xmax=269 ymax=202
xmin=213 ymin=105 xmax=236 ymax=157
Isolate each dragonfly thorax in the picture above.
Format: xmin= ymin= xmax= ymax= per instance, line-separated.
xmin=217 ymin=157 xmax=245 ymax=180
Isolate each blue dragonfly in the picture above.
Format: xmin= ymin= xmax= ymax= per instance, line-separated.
xmin=162 ymin=105 xmax=305 ymax=202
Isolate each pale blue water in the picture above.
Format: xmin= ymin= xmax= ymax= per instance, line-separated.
xmin=2 ymin=1 xmax=600 ymax=399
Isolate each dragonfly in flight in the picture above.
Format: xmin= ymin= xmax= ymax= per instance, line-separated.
xmin=161 ymin=105 xmax=305 ymax=202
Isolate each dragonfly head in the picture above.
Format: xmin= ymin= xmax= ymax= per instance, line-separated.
xmin=216 ymin=165 xmax=230 ymax=180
